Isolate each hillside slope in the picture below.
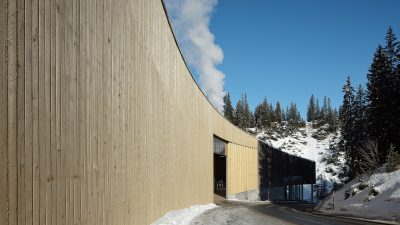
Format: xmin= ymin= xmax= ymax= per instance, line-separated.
xmin=316 ymin=165 xmax=400 ymax=221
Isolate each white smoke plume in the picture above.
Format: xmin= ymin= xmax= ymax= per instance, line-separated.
xmin=164 ymin=0 xmax=226 ymax=112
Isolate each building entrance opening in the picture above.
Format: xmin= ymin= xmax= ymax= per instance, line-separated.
xmin=213 ymin=136 xmax=227 ymax=197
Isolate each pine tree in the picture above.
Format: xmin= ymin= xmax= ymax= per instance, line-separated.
xmin=254 ymin=103 xmax=263 ymax=129
xmin=353 ymin=84 xmax=368 ymax=172
xmin=384 ymin=27 xmax=400 ymax=153
xmin=326 ymin=98 xmax=333 ymax=126
xmin=250 ymin=111 xmax=255 ymax=128
xmin=234 ymin=97 xmax=244 ymax=128
xmin=275 ymin=101 xmax=282 ymax=123
xmin=394 ymin=64 xmax=400 ymax=153
xmin=287 ymin=102 xmax=302 ymax=128
xmin=333 ymin=108 xmax=339 ymax=128
xmin=285 ymin=106 xmax=290 ymax=121
xmin=340 ymin=76 xmax=356 ymax=178
xmin=367 ymin=45 xmax=393 ymax=161
xmin=223 ymin=93 xmax=235 ymax=123
xmin=387 ymin=144 xmax=400 ymax=172
xmin=241 ymin=93 xmax=252 ymax=130
xmin=384 ymin=26 xmax=399 ymax=70
xmin=260 ymin=97 xmax=270 ymax=128
xmin=268 ymin=103 xmax=275 ymax=122
xmin=320 ymin=96 xmax=330 ymax=124
xmin=307 ymin=95 xmax=316 ymax=122
xmin=315 ymin=98 xmax=320 ymax=122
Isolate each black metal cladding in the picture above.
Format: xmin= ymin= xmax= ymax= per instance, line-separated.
xmin=258 ymin=141 xmax=316 ymax=189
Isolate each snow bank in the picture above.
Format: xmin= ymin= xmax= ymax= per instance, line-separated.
xmin=316 ymin=165 xmax=400 ymax=221
xmin=151 ymin=204 xmax=218 ymax=225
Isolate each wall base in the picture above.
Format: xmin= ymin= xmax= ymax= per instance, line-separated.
xmin=227 ymin=189 xmax=259 ymax=201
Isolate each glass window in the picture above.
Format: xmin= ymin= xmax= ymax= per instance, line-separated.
xmin=213 ymin=136 xmax=227 ymax=155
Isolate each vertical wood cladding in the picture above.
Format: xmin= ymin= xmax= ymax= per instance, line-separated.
xmin=1 ymin=0 xmax=259 ymax=224
xmin=226 ymin=143 xmax=259 ymax=196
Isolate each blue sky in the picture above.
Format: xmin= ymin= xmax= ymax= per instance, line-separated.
xmin=167 ymin=0 xmax=400 ymax=117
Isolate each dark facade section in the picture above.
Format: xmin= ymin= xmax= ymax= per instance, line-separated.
xmin=258 ymin=141 xmax=316 ymax=201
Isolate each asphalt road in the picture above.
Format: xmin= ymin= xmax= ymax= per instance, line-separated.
xmin=190 ymin=201 xmax=391 ymax=225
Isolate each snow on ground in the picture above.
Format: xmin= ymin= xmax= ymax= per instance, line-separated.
xmin=255 ymin=122 xmax=343 ymax=193
xmin=316 ymin=165 xmax=400 ymax=220
xmin=151 ymin=204 xmax=217 ymax=225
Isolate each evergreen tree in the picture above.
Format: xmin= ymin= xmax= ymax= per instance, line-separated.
xmin=307 ymin=95 xmax=317 ymax=122
xmin=285 ymin=106 xmax=290 ymax=121
xmin=333 ymin=108 xmax=339 ymax=128
xmin=387 ymin=144 xmax=400 ymax=172
xmin=223 ymin=93 xmax=235 ymax=123
xmin=384 ymin=27 xmax=400 ymax=153
xmin=384 ymin=26 xmax=399 ymax=70
xmin=340 ymin=76 xmax=356 ymax=178
xmin=315 ymin=98 xmax=321 ymax=121
xmin=394 ymin=64 xmax=400 ymax=153
xmin=234 ymin=97 xmax=244 ymax=128
xmin=274 ymin=101 xmax=282 ymax=123
xmin=353 ymin=84 xmax=368 ymax=172
xmin=326 ymin=97 xmax=334 ymax=126
xmin=250 ymin=111 xmax=256 ymax=128
xmin=268 ymin=103 xmax=275 ymax=122
xmin=287 ymin=103 xmax=303 ymax=128
xmin=367 ymin=45 xmax=394 ymax=160
xmin=260 ymin=97 xmax=270 ymax=128
xmin=236 ymin=93 xmax=252 ymax=130
xmin=254 ymin=103 xmax=263 ymax=129
xmin=320 ymin=96 xmax=328 ymax=123
xmin=243 ymin=94 xmax=251 ymax=129
xmin=287 ymin=103 xmax=296 ymax=122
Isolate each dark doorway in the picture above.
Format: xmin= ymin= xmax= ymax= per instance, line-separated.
xmin=214 ymin=153 xmax=226 ymax=197
xmin=213 ymin=136 xmax=227 ymax=197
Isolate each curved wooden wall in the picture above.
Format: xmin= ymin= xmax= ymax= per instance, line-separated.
xmin=1 ymin=0 xmax=259 ymax=224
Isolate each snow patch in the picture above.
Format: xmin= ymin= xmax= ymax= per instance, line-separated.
xmin=151 ymin=204 xmax=218 ymax=225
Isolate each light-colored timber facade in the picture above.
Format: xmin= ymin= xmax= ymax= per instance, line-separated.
xmin=0 ymin=0 xmax=260 ymax=224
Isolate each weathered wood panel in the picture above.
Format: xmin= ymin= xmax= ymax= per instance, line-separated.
xmin=1 ymin=0 xmax=259 ymax=224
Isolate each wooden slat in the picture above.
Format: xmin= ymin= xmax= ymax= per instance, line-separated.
xmin=72 ymin=0 xmax=81 ymax=224
xmin=63 ymin=0 xmax=72 ymax=224
xmin=24 ymin=0 xmax=34 ymax=224
xmin=102 ymin=1 xmax=112 ymax=224
xmin=0 ymin=0 xmax=9 ymax=224
xmin=56 ymin=0 xmax=65 ymax=224
xmin=45 ymin=0 xmax=52 ymax=223
xmin=16 ymin=0 xmax=26 ymax=224
xmin=50 ymin=0 xmax=59 ymax=224
xmin=48 ymin=0 xmax=56 ymax=224
xmin=6 ymin=0 xmax=18 ymax=223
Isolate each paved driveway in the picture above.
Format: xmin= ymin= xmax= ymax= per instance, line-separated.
xmin=190 ymin=201 xmax=390 ymax=225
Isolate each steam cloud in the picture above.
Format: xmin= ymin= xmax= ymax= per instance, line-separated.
xmin=165 ymin=0 xmax=226 ymax=112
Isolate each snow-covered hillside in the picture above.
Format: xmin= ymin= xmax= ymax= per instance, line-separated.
xmin=249 ymin=122 xmax=344 ymax=193
xmin=316 ymin=164 xmax=400 ymax=221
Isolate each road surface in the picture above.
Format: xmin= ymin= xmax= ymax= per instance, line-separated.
xmin=190 ymin=201 xmax=391 ymax=225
